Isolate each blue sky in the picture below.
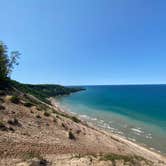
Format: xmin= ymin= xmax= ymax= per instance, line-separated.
xmin=0 ymin=0 xmax=166 ymax=85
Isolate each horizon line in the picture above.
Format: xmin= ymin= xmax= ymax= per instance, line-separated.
xmin=13 ymin=80 xmax=166 ymax=86
xmin=68 ymin=83 xmax=166 ymax=86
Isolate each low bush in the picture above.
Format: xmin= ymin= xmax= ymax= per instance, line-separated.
xmin=52 ymin=109 xmax=57 ymax=114
xmin=39 ymin=159 xmax=48 ymax=166
xmin=71 ymin=116 xmax=81 ymax=123
xmin=0 ymin=121 xmax=5 ymax=127
xmin=7 ymin=118 xmax=20 ymax=126
xmin=36 ymin=114 xmax=41 ymax=119
xmin=68 ymin=131 xmax=76 ymax=140
xmin=36 ymin=106 xmax=42 ymax=111
xmin=43 ymin=111 xmax=50 ymax=117
xmin=10 ymin=96 xmax=19 ymax=104
xmin=8 ymin=126 xmax=15 ymax=132
xmin=100 ymin=153 xmax=149 ymax=165
xmin=62 ymin=123 xmax=68 ymax=130
xmin=24 ymin=102 xmax=33 ymax=107
xmin=0 ymin=121 xmax=7 ymax=131
xmin=24 ymin=151 xmax=42 ymax=160
xmin=0 ymin=105 xmax=5 ymax=110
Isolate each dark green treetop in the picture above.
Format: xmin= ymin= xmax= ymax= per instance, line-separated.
xmin=0 ymin=41 xmax=20 ymax=81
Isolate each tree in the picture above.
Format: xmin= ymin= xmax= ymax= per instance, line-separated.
xmin=0 ymin=41 xmax=20 ymax=81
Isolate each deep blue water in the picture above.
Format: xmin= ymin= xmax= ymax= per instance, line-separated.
xmin=56 ymin=85 xmax=166 ymax=153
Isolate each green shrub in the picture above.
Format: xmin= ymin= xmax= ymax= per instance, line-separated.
xmin=43 ymin=111 xmax=50 ymax=117
xmin=0 ymin=42 xmax=20 ymax=82
xmin=52 ymin=109 xmax=57 ymax=114
xmin=10 ymin=96 xmax=19 ymax=104
xmin=0 ymin=121 xmax=5 ymax=128
xmin=36 ymin=106 xmax=42 ymax=111
xmin=36 ymin=114 xmax=41 ymax=119
xmin=37 ymin=104 xmax=48 ymax=111
xmin=39 ymin=159 xmax=48 ymax=166
xmin=0 ymin=121 xmax=7 ymax=131
xmin=62 ymin=123 xmax=68 ymax=130
xmin=68 ymin=131 xmax=76 ymax=140
xmin=24 ymin=151 xmax=42 ymax=160
xmin=7 ymin=118 xmax=20 ymax=126
xmin=0 ymin=105 xmax=5 ymax=110
xmin=101 ymin=153 xmax=130 ymax=162
xmin=100 ymin=153 xmax=148 ymax=164
xmin=71 ymin=116 xmax=80 ymax=123
xmin=24 ymin=102 xmax=33 ymax=107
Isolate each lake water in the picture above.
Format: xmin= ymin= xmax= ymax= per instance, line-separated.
xmin=56 ymin=85 xmax=166 ymax=154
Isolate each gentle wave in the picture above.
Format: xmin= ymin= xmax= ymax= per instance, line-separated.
xmin=131 ymin=128 xmax=143 ymax=133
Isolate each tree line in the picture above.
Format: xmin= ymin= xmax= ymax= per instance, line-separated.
xmin=0 ymin=41 xmax=20 ymax=81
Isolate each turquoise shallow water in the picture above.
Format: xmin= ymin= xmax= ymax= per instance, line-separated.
xmin=56 ymin=85 xmax=166 ymax=154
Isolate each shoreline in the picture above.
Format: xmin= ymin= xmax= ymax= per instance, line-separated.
xmin=50 ymin=97 xmax=166 ymax=162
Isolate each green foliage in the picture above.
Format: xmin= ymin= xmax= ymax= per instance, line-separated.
xmin=10 ymin=80 xmax=85 ymax=104
xmin=0 ymin=120 xmax=7 ymax=131
xmin=0 ymin=121 xmax=5 ymax=128
xmin=10 ymin=95 xmax=19 ymax=104
xmin=43 ymin=111 xmax=50 ymax=117
xmin=24 ymin=102 xmax=33 ymax=107
xmin=0 ymin=41 xmax=20 ymax=81
xmin=62 ymin=122 xmax=68 ymax=130
xmin=56 ymin=115 xmax=60 ymax=119
xmin=53 ymin=111 xmax=81 ymax=123
xmin=100 ymin=153 xmax=149 ymax=165
xmin=24 ymin=151 xmax=49 ymax=166
xmin=24 ymin=151 xmax=42 ymax=160
xmin=101 ymin=153 xmax=131 ymax=162
xmin=52 ymin=109 xmax=57 ymax=114
xmin=71 ymin=116 xmax=81 ymax=123
xmin=0 ymin=42 xmax=9 ymax=81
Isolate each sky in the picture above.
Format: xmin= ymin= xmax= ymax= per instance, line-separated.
xmin=0 ymin=0 xmax=166 ymax=85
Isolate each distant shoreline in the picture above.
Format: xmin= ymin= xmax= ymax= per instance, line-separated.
xmin=67 ymin=84 xmax=166 ymax=87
